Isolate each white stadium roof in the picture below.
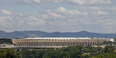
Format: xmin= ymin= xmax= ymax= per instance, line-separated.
xmin=24 ymin=37 xmax=91 ymax=39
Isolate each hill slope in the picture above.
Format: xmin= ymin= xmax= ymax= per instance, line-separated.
xmin=0 ymin=30 xmax=116 ymax=38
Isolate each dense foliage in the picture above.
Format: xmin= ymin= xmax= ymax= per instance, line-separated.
xmin=0 ymin=38 xmax=13 ymax=44
xmin=0 ymin=45 xmax=116 ymax=58
xmin=0 ymin=49 xmax=18 ymax=58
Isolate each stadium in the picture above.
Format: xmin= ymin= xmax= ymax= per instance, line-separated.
xmin=11 ymin=37 xmax=110 ymax=48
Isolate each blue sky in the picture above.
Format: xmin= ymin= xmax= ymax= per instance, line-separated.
xmin=0 ymin=0 xmax=116 ymax=33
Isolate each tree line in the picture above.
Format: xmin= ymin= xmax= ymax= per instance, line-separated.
xmin=0 ymin=38 xmax=12 ymax=44
xmin=0 ymin=45 xmax=116 ymax=58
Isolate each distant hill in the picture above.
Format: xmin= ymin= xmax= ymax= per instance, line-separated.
xmin=0 ymin=30 xmax=116 ymax=38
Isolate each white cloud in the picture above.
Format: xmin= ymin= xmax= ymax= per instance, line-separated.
xmin=21 ymin=0 xmax=111 ymax=5
xmin=75 ymin=6 xmax=102 ymax=11
xmin=25 ymin=16 xmax=45 ymax=25
xmin=112 ymin=7 xmax=116 ymax=11
xmin=96 ymin=11 xmax=107 ymax=15
xmin=33 ymin=0 xmax=40 ymax=3
xmin=79 ymin=18 xmax=116 ymax=27
xmin=74 ymin=6 xmax=108 ymax=16
xmin=42 ymin=14 xmax=49 ymax=19
xmin=45 ymin=0 xmax=63 ymax=3
xmin=57 ymin=7 xmax=88 ymax=15
xmin=0 ymin=15 xmax=45 ymax=28
xmin=48 ymin=12 xmax=63 ymax=18
xmin=42 ymin=7 xmax=88 ymax=19
xmin=42 ymin=0 xmax=111 ymax=5
xmin=0 ymin=17 xmax=7 ymax=26
xmin=24 ymin=0 xmax=40 ymax=3
xmin=0 ymin=15 xmax=46 ymax=32
xmin=19 ymin=13 xmax=24 ymax=16
xmin=100 ymin=19 xmax=116 ymax=33
xmin=57 ymin=7 xmax=66 ymax=12
xmin=69 ymin=0 xmax=111 ymax=5
xmin=0 ymin=10 xmax=12 ymax=15
xmin=42 ymin=10 xmax=64 ymax=19
xmin=56 ymin=7 xmax=82 ymax=15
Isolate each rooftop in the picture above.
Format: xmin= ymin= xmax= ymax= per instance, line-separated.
xmin=24 ymin=37 xmax=92 ymax=39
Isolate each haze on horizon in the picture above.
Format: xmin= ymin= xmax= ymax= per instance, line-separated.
xmin=0 ymin=0 xmax=116 ymax=33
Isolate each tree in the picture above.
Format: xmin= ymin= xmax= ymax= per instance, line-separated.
xmin=92 ymin=53 xmax=116 ymax=58
xmin=104 ymin=45 xmax=115 ymax=53
xmin=0 ymin=49 xmax=17 ymax=58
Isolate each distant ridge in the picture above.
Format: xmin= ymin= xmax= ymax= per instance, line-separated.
xmin=0 ymin=30 xmax=116 ymax=38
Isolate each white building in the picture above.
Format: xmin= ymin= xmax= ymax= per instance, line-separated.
xmin=11 ymin=37 xmax=106 ymax=48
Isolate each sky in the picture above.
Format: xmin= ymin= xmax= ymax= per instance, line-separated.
xmin=0 ymin=0 xmax=116 ymax=33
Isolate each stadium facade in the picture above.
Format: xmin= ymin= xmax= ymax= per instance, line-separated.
xmin=11 ymin=37 xmax=113 ymax=48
